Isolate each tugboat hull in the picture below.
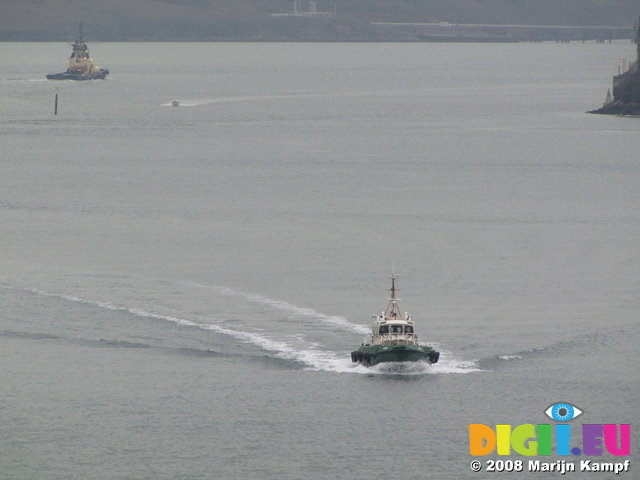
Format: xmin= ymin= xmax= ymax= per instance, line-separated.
xmin=46 ymin=69 xmax=109 ymax=80
xmin=352 ymin=344 xmax=439 ymax=367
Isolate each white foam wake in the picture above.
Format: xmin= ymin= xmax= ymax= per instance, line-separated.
xmin=161 ymin=94 xmax=310 ymax=107
xmin=185 ymin=281 xmax=370 ymax=334
xmin=2 ymin=78 xmax=48 ymax=83
xmin=161 ymin=92 xmax=378 ymax=108
xmin=499 ymin=355 xmax=523 ymax=360
xmin=9 ymin=285 xmax=354 ymax=371
xmin=5 ymin=284 xmax=480 ymax=375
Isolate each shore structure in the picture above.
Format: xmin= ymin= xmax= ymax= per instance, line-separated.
xmin=590 ymin=17 xmax=640 ymax=115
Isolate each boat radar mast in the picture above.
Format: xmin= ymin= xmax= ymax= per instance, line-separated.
xmin=385 ymin=274 xmax=402 ymax=319
xmin=70 ymin=23 xmax=87 ymax=61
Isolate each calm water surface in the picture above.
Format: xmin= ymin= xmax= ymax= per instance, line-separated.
xmin=1 ymin=42 xmax=638 ymax=479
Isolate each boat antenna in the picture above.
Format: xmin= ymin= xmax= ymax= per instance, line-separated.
xmin=385 ymin=272 xmax=401 ymax=319
xmin=78 ymin=22 xmax=83 ymax=42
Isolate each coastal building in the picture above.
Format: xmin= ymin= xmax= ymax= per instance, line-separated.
xmin=612 ymin=17 xmax=640 ymax=103
xmin=272 ymin=0 xmax=334 ymax=18
xmin=591 ymin=16 xmax=640 ymax=115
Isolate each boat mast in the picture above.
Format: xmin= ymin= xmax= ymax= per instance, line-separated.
xmin=71 ymin=23 xmax=89 ymax=56
xmin=385 ymin=274 xmax=402 ymax=319
xmin=68 ymin=22 xmax=95 ymax=73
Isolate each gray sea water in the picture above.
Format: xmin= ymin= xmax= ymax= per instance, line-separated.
xmin=1 ymin=41 xmax=639 ymax=479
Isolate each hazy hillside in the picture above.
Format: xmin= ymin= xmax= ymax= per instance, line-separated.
xmin=1 ymin=0 xmax=638 ymax=41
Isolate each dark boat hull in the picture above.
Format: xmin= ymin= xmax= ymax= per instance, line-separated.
xmin=351 ymin=344 xmax=439 ymax=367
xmin=46 ymin=69 xmax=109 ymax=80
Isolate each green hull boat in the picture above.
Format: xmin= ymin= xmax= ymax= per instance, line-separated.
xmin=351 ymin=275 xmax=439 ymax=367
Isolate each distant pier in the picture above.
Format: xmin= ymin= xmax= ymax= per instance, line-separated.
xmin=371 ymin=22 xmax=634 ymax=43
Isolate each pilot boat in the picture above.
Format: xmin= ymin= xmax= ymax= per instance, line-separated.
xmin=46 ymin=24 xmax=109 ymax=80
xmin=351 ymin=275 xmax=439 ymax=367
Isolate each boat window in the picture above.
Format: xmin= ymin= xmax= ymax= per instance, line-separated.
xmin=378 ymin=325 xmax=389 ymax=335
xmin=405 ymin=326 xmax=414 ymax=334
xmin=391 ymin=325 xmax=402 ymax=334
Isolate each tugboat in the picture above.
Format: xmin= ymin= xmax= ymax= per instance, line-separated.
xmin=351 ymin=275 xmax=439 ymax=367
xmin=46 ymin=24 xmax=109 ymax=80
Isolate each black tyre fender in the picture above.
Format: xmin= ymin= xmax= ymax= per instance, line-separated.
xmin=430 ymin=351 xmax=440 ymax=364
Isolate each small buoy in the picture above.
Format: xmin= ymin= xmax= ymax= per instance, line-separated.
xmin=171 ymin=99 xmax=179 ymax=107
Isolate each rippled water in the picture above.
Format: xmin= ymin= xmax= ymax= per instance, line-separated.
xmin=1 ymin=41 xmax=638 ymax=479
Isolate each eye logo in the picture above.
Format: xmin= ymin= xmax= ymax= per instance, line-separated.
xmin=544 ymin=402 xmax=583 ymax=422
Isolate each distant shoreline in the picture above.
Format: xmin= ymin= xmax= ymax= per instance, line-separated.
xmin=0 ymin=37 xmax=635 ymax=43
xmin=0 ymin=23 xmax=634 ymax=43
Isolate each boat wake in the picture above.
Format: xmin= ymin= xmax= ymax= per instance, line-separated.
xmin=161 ymin=93 xmax=340 ymax=107
xmin=159 ymin=90 xmax=402 ymax=108
xmin=354 ymin=356 xmax=481 ymax=375
xmin=478 ymin=329 xmax=629 ymax=369
xmin=3 ymin=78 xmax=48 ymax=82
xmin=4 ymin=284 xmax=479 ymax=375
xmin=184 ymin=281 xmax=370 ymax=334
